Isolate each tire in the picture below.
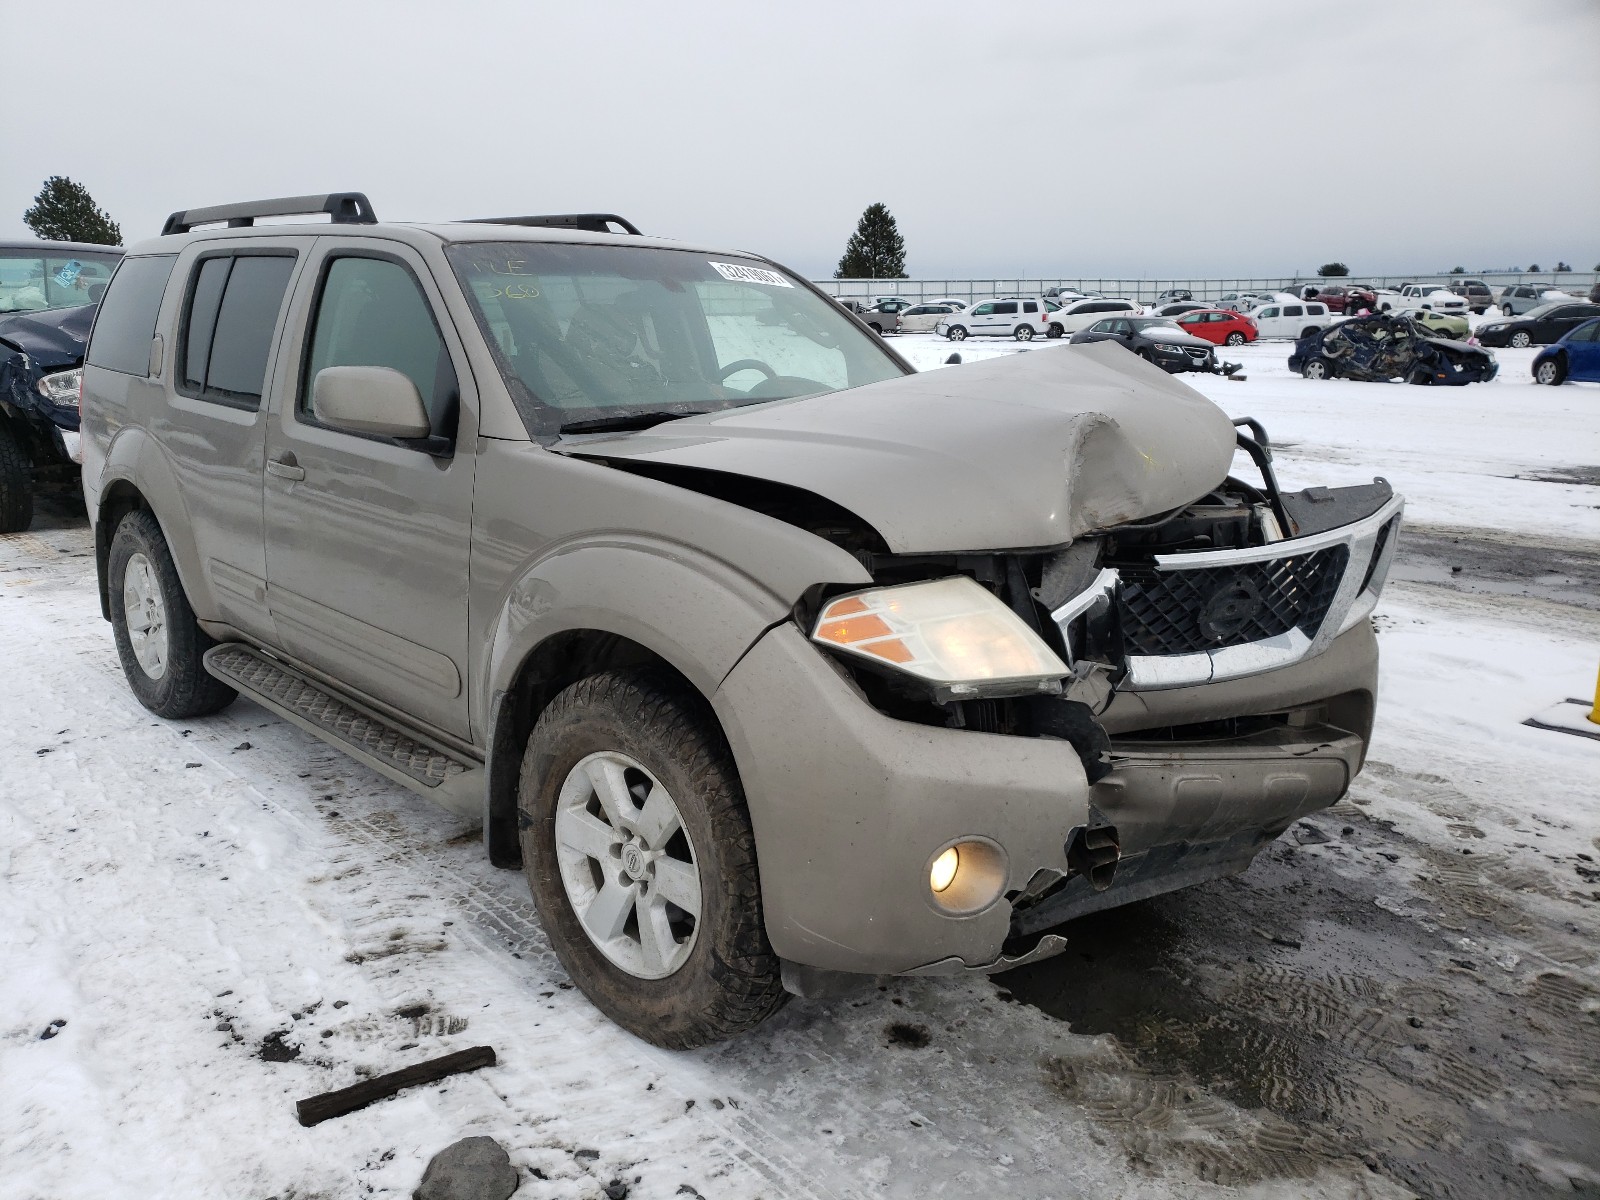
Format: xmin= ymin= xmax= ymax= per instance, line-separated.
xmin=108 ymin=510 xmax=237 ymax=719
xmin=1302 ymin=357 xmax=1334 ymax=381
xmin=1046 ymin=323 xmax=1063 ymax=339
xmin=1501 ymin=304 xmax=1514 ymax=316
xmin=1301 ymin=326 xmax=1319 ymax=339
xmin=1379 ymin=303 xmax=1392 ymax=313
xmin=518 ymin=668 xmax=786 ymax=1049
xmin=0 ymin=419 xmax=34 ymax=534
xmin=1225 ymin=332 xmax=1247 ymax=346
xmin=1014 ymin=324 xmax=1034 ymax=342
xmin=1509 ymin=330 xmax=1532 ymax=348
xmin=946 ymin=325 xmax=968 ymax=341
xmin=1535 ymin=357 xmax=1565 ymax=386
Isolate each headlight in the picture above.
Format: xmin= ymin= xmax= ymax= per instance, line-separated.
xmin=36 ymin=367 xmax=82 ymax=408
xmin=811 ymin=576 xmax=1068 ymax=700
xmin=1153 ymin=343 xmax=1187 ymax=354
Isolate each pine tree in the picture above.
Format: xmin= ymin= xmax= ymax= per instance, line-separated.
xmin=22 ymin=177 xmax=123 ymax=246
xmin=1316 ymin=262 xmax=1350 ymax=278
xmin=834 ymin=203 xmax=907 ymax=279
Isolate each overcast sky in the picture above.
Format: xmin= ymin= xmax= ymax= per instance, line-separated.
xmin=5 ymin=0 xmax=1597 ymax=280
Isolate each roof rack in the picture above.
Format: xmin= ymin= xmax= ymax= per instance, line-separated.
xmin=162 ymin=192 xmax=377 ymax=236
xmin=462 ymin=213 xmax=642 ymax=236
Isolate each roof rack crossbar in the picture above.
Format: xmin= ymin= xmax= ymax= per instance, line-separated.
xmin=162 ymin=192 xmax=377 ymax=236
xmin=462 ymin=213 xmax=642 ymax=236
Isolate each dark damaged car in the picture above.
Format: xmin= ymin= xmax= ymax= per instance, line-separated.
xmin=82 ymin=197 xmax=1402 ymax=1047
xmin=1288 ymin=312 xmax=1498 ymax=385
xmin=0 ymin=240 xmax=124 ymax=530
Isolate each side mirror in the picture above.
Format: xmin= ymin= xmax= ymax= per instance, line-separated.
xmin=312 ymin=366 xmax=431 ymax=439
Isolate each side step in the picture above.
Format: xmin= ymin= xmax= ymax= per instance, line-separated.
xmin=204 ymin=643 xmax=482 ymax=816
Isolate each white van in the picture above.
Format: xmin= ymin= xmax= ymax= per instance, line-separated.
xmin=1246 ymin=299 xmax=1332 ymax=339
xmin=937 ymin=297 xmax=1052 ymax=341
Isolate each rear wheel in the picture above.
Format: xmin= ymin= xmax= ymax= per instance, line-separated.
xmin=519 ymin=669 xmax=786 ymax=1049
xmin=0 ymin=419 xmax=34 ymax=534
xmin=946 ymin=325 xmax=968 ymax=341
xmin=108 ymin=510 xmax=237 ymax=718
xmin=1301 ymin=326 xmax=1319 ymax=339
xmin=1046 ymin=323 xmax=1064 ymax=339
xmin=1509 ymin=330 xmax=1532 ymax=348
xmin=1501 ymin=304 xmax=1514 ymax=316
xmin=1014 ymin=324 xmax=1034 ymax=341
xmin=1535 ymin=357 xmax=1565 ymax=386
xmin=1302 ymin=357 xmax=1334 ymax=381
xmin=1225 ymin=332 xmax=1247 ymax=346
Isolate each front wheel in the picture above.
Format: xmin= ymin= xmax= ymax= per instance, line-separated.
xmin=1302 ymin=357 xmax=1334 ymax=380
xmin=1509 ymin=331 xmax=1532 ymax=348
xmin=519 ymin=669 xmax=786 ymax=1049
xmin=1014 ymin=324 xmax=1034 ymax=341
xmin=0 ymin=419 xmax=34 ymax=534
xmin=946 ymin=325 xmax=968 ymax=341
xmin=108 ymin=510 xmax=237 ymax=718
xmin=1535 ymin=357 xmax=1565 ymax=386
xmin=1046 ymin=323 xmax=1064 ymax=339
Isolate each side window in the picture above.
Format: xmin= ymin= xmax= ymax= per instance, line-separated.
xmin=1022 ymin=301 xmax=1038 ymax=313
xmin=971 ymin=302 xmax=995 ymax=315
xmin=1571 ymin=322 xmax=1599 ymax=343
xmin=86 ymin=256 xmax=177 ymax=376
xmin=994 ymin=301 xmax=1018 ymax=315
xmin=303 ymin=255 xmax=458 ymax=438
xmin=1284 ymin=305 xmax=1304 ymax=317
xmin=179 ymin=253 xmax=296 ymax=407
xmin=1308 ymin=304 xmax=1327 ymax=315
xmin=1260 ymin=307 xmax=1280 ymax=318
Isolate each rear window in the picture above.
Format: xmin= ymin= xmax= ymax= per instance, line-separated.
xmin=1284 ymin=305 xmax=1304 ymax=317
xmin=86 ymin=255 xmax=177 ymax=376
xmin=994 ymin=301 xmax=1018 ymax=315
xmin=179 ymin=253 xmax=296 ymax=407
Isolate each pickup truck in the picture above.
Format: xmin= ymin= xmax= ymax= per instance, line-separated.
xmin=1378 ymin=285 xmax=1469 ymax=316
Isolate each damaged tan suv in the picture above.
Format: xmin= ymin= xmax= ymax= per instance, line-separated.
xmin=81 ymin=194 xmax=1401 ymax=1048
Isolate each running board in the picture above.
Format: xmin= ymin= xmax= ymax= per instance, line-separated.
xmin=203 ymin=643 xmax=482 ymax=817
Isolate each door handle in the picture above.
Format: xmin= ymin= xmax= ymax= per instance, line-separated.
xmin=267 ymin=453 xmax=305 ymax=482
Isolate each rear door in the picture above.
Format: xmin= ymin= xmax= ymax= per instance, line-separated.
xmin=986 ymin=300 xmax=1018 ymax=334
xmin=261 ymin=238 xmax=479 ymax=739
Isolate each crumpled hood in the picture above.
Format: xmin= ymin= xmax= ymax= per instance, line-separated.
xmin=0 ymin=304 xmax=95 ymax=370
xmin=560 ymin=341 xmax=1238 ymax=554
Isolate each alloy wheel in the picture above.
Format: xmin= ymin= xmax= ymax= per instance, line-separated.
xmin=121 ymin=551 xmax=169 ymax=680
xmin=554 ymin=751 xmax=701 ymax=980
xmin=1510 ymin=331 xmax=1531 ymax=348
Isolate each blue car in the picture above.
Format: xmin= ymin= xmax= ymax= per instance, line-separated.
xmin=1531 ymin=317 xmax=1600 ymax=385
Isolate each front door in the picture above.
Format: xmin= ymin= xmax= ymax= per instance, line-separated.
xmin=262 ymin=240 xmax=479 ymax=739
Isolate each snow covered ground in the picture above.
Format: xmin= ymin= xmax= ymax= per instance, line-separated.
xmin=1 ymin=327 xmax=1597 ymax=1198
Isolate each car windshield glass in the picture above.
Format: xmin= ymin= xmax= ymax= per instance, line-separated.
xmin=0 ymin=248 xmax=122 ymax=314
xmin=446 ymin=242 xmax=905 ymax=437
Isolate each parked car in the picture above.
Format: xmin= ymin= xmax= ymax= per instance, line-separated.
xmin=937 ymin=297 xmax=1052 ymax=341
xmin=1151 ymin=301 xmax=1209 ymax=317
xmin=1589 ymin=281 xmax=1600 ymax=304
xmin=1043 ymin=287 xmax=1087 ymax=303
xmin=81 ymin=191 xmax=1402 ymax=1048
xmin=1172 ymin=308 xmax=1258 ymax=346
xmin=1379 ymin=285 xmax=1468 ymax=315
xmin=1215 ymin=291 xmax=1269 ymax=313
xmin=1474 ymin=302 xmax=1600 ymax=348
xmin=1043 ymin=296 xmax=1141 ymax=336
xmin=1245 ymin=299 xmax=1333 ymax=339
xmin=898 ymin=303 xmax=961 ymax=332
xmin=1497 ymin=284 xmax=1557 ymax=316
xmin=1446 ymin=280 xmax=1494 ymax=314
xmin=929 ymin=296 xmax=971 ymax=309
xmin=1288 ymin=313 xmax=1498 ymax=385
xmin=0 ymin=240 xmax=125 ymax=531
xmin=1068 ymin=316 xmax=1217 ymax=373
xmin=1154 ymin=288 xmax=1193 ymax=303
xmin=1410 ymin=309 xmax=1470 ymax=341
xmin=868 ymin=296 xmax=915 ymax=312
xmin=1531 ymin=317 xmax=1600 ymax=385
xmin=1298 ymin=284 xmax=1376 ymax=314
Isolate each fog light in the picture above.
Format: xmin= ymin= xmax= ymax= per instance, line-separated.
xmin=930 ymin=846 xmax=959 ymax=893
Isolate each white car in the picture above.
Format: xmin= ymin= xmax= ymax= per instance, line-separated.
xmin=897 ymin=303 xmax=961 ymax=333
xmin=936 ymin=297 xmax=1052 ymax=341
xmin=1043 ymin=296 xmax=1141 ymax=336
xmin=1245 ymin=299 xmax=1333 ymax=339
xmin=1379 ymin=285 xmax=1468 ymax=315
xmin=928 ymin=296 xmax=971 ymax=309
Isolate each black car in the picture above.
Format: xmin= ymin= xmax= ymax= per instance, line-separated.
xmin=1069 ymin=316 xmax=1216 ymax=373
xmin=1474 ymin=302 xmax=1600 ymax=348
xmin=0 ymin=240 xmax=124 ymax=531
xmin=1288 ymin=313 xmax=1497 ymax=385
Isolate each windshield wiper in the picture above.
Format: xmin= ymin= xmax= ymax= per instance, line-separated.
xmin=558 ymin=409 xmax=703 ymax=435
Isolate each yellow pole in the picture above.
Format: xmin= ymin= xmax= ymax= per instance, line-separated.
xmin=1591 ymin=661 xmax=1600 ymax=726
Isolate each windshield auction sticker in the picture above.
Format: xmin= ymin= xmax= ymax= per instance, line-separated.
xmin=709 ymin=261 xmax=793 ymax=288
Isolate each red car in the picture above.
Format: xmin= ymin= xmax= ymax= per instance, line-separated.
xmin=1300 ymin=284 xmax=1376 ymax=314
xmin=1171 ymin=308 xmax=1257 ymax=346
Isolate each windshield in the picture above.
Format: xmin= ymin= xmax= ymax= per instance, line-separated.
xmin=0 ymin=248 xmax=122 ymax=315
xmin=446 ymin=242 xmax=906 ymax=436
xmin=1132 ymin=319 xmax=1186 ymax=336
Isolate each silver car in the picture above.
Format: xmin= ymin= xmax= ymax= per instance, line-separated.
xmin=81 ymin=192 xmax=1400 ymax=1047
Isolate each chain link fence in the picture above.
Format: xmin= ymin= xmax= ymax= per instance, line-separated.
xmin=817 ymin=272 xmax=1600 ymax=307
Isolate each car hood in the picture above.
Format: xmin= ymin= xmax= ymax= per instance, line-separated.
xmin=556 ymin=341 xmax=1239 ymax=554
xmin=0 ymin=303 xmax=95 ymax=370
